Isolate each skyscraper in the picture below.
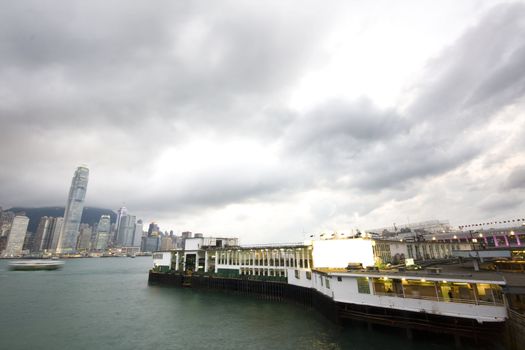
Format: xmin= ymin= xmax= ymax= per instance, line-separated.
xmin=94 ymin=215 xmax=111 ymax=251
xmin=76 ymin=224 xmax=92 ymax=251
xmin=132 ymin=219 xmax=143 ymax=248
xmin=3 ymin=215 xmax=29 ymax=257
xmin=57 ymin=166 xmax=89 ymax=253
xmin=48 ymin=217 xmax=64 ymax=252
xmin=116 ymin=214 xmax=136 ymax=247
xmin=32 ymin=216 xmax=53 ymax=252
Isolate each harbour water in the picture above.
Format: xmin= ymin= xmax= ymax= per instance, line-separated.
xmin=0 ymin=258 xmax=492 ymax=350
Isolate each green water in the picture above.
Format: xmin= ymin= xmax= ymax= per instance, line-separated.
xmin=0 ymin=258 xmax=488 ymax=350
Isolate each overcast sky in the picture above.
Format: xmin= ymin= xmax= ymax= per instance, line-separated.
xmin=1 ymin=0 xmax=525 ymax=243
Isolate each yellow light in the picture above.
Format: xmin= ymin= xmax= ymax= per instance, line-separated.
xmin=453 ymin=235 xmax=457 ymax=239
xmin=432 ymin=237 xmax=436 ymax=240
xmin=479 ymin=233 xmax=483 ymax=237
xmin=421 ymin=279 xmax=426 ymax=282
xmin=510 ymin=231 xmax=515 ymax=236
xmin=442 ymin=280 xmax=447 ymax=283
xmin=402 ymin=278 xmax=406 ymax=281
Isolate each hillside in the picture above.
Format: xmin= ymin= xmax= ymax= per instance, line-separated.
xmin=6 ymin=206 xmax=117 ymax=233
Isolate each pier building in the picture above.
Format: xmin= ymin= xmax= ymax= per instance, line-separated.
xmin=150 ymin=235 xmax=525 ymax=347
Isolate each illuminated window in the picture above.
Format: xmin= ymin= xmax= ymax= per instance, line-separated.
xmin=357 ymin=277 xmax=370 ymax=294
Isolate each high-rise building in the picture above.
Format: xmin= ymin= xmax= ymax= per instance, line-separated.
xmin=132 ymin=219 xmax=143 ymax=248
xmin=117 ymin=214 xmax=136 ymax=247
xmin=3 ymin=215 xmax=29 ymax=257
xmin=32 ymin=216 xmax=53 ymax=252
xmin=48 ymin=217 xmax=64 ymax=252
xmin=0 ymin=210 xmax=15 ymax=237
xmin=77 ymin=224 xmax=92 ymax=251
xmin=94 ymin=215 xmax=111 ymax=251
xmin=115 ymin=207 xmax=127 ymax=236
xmin=57 ymin=166 xmax=89 ymax=253
xmin=160 ymin=235 xmax=173 ymax=250
xmin=148 ymin=222 xmax=160 ymax=237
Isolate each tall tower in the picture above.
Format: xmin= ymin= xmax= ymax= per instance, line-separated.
xmin=57 ymin=166 xmax=89 ymax=253
xmin=94 ymin=215 xmax=111 ymax=251
xmin=3 ymin=215 xmax=29 ymax=257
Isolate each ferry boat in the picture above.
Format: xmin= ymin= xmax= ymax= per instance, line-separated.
xmin=8 ymin=260 xmax=64 ymax=271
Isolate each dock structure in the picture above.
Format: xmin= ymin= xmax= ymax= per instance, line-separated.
xmin=149 ymin=235 xmax=525 ymax=349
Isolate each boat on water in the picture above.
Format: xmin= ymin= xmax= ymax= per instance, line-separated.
xmin=8 ymin=260 xmax=64 ymax=271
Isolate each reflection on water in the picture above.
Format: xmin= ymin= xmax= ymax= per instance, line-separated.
xmin=0 ymin=258 xmax=495 ymax=350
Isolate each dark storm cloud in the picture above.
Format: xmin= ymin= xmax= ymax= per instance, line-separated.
xmin=1 ymin=0 xmax=525 ymax=231
xmin=0 ymin=0 xmax=340 ymax=210
xmin=285 ymin=98 xmax=408 ymax=161
xmin=408 ymin=2 xmax=525 ymax=125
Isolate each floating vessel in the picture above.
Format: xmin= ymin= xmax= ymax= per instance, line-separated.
xmin=8 ymin=260 xmax=64 ymax=271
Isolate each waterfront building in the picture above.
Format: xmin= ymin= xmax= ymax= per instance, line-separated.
xmin=142 ymin=235 xmax=161 ymax=252
xmin=114 ymin=207 xmax=127 ymax=241
xmin=160 ymin=235 xmax=173 ymax=251
xmin=57 ymin=166 xmax=89 ymax=253
xmin=22 ymin=231 xmax=35 ymax=252
xmin=116 ymin=214 xmax=136 ymax=247
xmin=94 ymin=215 xmax=111 ymax=251
xmin=3 ymin=215 xmax=29 ymax=257
xmin=132 ymin=219 xmax=143 ymax=248
xmin=77 ymin=224 xmax=92 ymax=251
xmin=32 ymin=216 xmax=53 ymax=252
xmin=48 ymin=217 xmax=64 ymax=252
xmin=0 ymin=210 xmax=15 ymax=237
xmin=148 ymin=222 xmax=160 ymax=237
xmin=151 ymin=235 xmax=517 ymax=335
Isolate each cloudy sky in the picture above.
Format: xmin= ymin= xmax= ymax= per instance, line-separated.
xmin=1 ymin=0 xmax=525 ymax=243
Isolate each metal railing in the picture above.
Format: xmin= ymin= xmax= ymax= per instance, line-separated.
xmin=373 ymin=291 xmax=504 ymax=306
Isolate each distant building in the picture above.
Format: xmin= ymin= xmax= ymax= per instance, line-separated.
xmin=94 ymin=215 xmax=111 ymax=251
xmin=3 ymin=215 xmax=29 ymax=257
xmin=57 ymin=166 xmax=89 ymax=253
xmin=77 ymin=224 xmax=92 ymax=251
xmin=22 ymin=231 xmax=34 ymax=252
xmin=160 ymin=236 xmax=173 ymax=251
xmin=132 ymin=219 xmax=143 ymax=248
xmin=148 ymin=222 xmax=160 ymax=237
xmin=32 ymin=216 xmax=53 ymax=252
xmin=0 ymin=210 xmax=15 ymax=237
xmin=116 ymin=215 xmax=136 ymax=247
xmin=48 ymin=217 xmax=64 ymax=252
xmin=181 ymin=231 xmax=193 ymax=239
xmin=142 ymin=236 xmax=160 ymax=252
xmin=115 ymin=207 xmax=127 ymax=239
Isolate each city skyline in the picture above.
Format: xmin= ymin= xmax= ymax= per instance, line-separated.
xmin=1 ymin=1 xmax=525 ymax=244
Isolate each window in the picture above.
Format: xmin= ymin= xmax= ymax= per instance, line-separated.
xmin=337 ymin=276 xmax=342 ymax=282
xmin=306 ymin=271 xmax=312 ymax=280
xmin=294 ymin=270 xmax=300 ymax=279
xmin=325 ymin=278 xmax=330 ymax=289
xmin=357 ymin=277 xmax=370 ymax=294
